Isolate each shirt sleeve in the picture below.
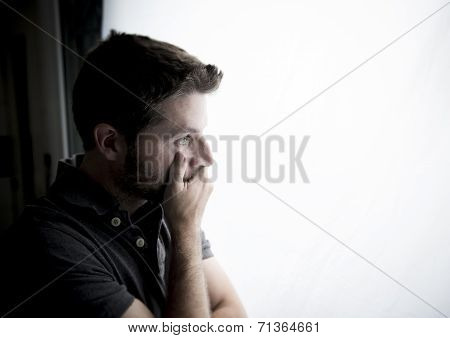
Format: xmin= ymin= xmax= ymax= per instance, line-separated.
xmin=200 ymin=229 xmax=214 ymax=260
xmin=8 ymin=224 xmax=135 ymax=318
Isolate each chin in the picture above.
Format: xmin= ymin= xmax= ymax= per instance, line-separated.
xmin=134 ymin=183 xmax=165 ymax=202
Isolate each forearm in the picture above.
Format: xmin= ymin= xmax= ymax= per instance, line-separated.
xmin=163 ymin=229 xmax=210 ymax=318
xmin=211 ymin=300 xmax=248 ymax=318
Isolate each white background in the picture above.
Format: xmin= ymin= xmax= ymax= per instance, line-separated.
xmin=102 ymin=0 xmax=450 ymax=317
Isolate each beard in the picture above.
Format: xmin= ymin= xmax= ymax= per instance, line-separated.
xmin=113 ymin=142 xmax=168 ymax=204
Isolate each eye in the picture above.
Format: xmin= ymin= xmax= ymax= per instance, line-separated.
xmin=177 ymin=135 xmax=192 ymax=146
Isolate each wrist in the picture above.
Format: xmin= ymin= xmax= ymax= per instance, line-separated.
xmin=167 ymin=218 xmax=200 ymax=238
xmin=171 ymin=228 xmax=201 ymax=247
xmin=170 ymin=233 xmax=202 ymax=265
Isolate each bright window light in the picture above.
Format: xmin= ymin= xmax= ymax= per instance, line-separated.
xmin=103 ymin=0 xmax=450 ymax=317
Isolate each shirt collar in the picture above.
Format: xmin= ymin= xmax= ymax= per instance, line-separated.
xmin=48 ymin=153 xmax=121 ymax=216
xmin=49 ymin=153 xmax=161 ymax=223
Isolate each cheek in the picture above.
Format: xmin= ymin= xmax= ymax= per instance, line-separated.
xmin=136 ymin=142 xmax=164 ymax=177
xmin=177 ymin=145 xmax=195 ymax=159
xmin=160 ymin=145 xmax=177 ymax=175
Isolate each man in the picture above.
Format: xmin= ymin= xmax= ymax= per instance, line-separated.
xmin=0 ymin=32 xmax=247 ymax=318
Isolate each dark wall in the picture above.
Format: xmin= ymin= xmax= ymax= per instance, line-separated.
xmin=0 ymin=0 xmax=102 ymax=233
xmin=59 ymin=0 xmax=103 ymax=154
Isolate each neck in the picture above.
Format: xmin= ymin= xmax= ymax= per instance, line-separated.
xmin=115 ymin=195 xmax=147 ymax=216
xmin=79 ymin=152 xmax=146 ymax=215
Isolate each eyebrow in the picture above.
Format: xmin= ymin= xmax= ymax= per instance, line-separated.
xmin=171 ymin=127 xmax=201 ymax=136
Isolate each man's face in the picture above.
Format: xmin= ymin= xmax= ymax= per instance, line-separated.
xmin=117 ymin=93 xmax=214 ymax=202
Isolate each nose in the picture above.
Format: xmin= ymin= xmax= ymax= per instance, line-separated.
xmin=190 ymin=136 xmax=214 ymax=168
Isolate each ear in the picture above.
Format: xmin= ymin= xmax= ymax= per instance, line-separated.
xmin=93 ymin=123 xmax=126 ymax=161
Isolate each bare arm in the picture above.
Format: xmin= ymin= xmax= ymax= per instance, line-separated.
xmin=122 ymin=298 xmax=155 ymax=318
xmin=122 ymin=254 xmax=247 ymax=318
xmin=203 ymin=257 xmax=247 ymax=317
xmin=122 ymin=152 xmax=213 ymax=318
xmin=121 ymin=233 xmax=209 ymax=318
xmin=162 ymin=229 xmax=210 ymax=317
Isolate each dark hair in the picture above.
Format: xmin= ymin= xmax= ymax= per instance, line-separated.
xmin=72 ymin=31 xmax=223 ymax=150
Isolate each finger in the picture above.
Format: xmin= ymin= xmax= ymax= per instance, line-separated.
xmin=169 ymin=152 xmax=187 ymax=183
xmin=198 ymin=167 xmax=213 ymax=196
xmin=192 ymin=166 xmax=209 ymax=184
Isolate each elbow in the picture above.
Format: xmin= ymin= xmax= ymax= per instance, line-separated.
xmin=211 ymin=300 xmax=248 ymax=318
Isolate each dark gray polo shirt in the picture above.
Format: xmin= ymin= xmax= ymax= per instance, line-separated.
xmin=0 ymin=154 xmax=213 ymax=317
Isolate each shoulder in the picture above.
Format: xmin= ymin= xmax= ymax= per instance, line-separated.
xmin=2 ymin=197 xmax=102 ymax=263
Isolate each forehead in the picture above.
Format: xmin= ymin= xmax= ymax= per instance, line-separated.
xmin=152 ymin=93 xmax=208 ymax=135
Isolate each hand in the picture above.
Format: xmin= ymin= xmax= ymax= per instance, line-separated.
xmin=162 ymin=152 xmax=213 ymax=238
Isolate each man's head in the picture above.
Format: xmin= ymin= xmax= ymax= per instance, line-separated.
xmin=72 ymin=31 xmax=222 ymax=202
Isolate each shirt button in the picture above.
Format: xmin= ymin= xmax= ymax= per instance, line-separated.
xmin=110 ymin=217 xmax=121 ymax=227
xmin=136 ymin=237 xmax=145 ymax=248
